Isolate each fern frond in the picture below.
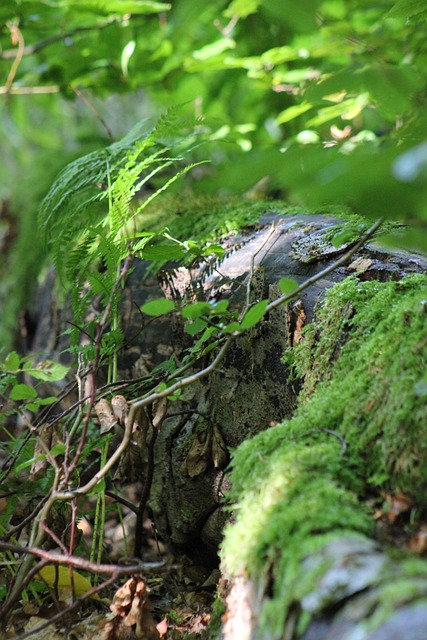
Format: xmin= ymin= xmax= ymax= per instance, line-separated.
xmin=39 ymin=107 xmax=205 ymax=329
xmin=39 ymin=119 xmax=151 ymax=241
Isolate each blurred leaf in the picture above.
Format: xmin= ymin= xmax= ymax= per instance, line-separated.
xmin=36 ymin=565 xmax=101 ymax=600
xmin=389 ymin=0 xmax=427 ymax=19
xmin=279 ymin=278 xmax=299 ymax=294
xmin=182 ymin=302 xmax=211 ymax=319
xmin=276 ymin=102 xmax=313 ymax=125
xmin=141 ymin=297 xmax=175 ymax=316
xmin=224 ymin=0 xmax=262 ymax=19
xmin=23 ymin=361 xmax=69 ymax=382
xmin=10 ymin=384 xmax=37 ymax=401
xmin=63 ymin=0 xmax=171 ymax=16
xmin=121 ymin=40 xmax=136 ymax=78
xmin=4 ymin=351 xmax=20 ymax=373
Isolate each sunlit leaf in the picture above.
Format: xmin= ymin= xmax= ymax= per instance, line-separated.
xmin=36 ymin=565 xmax=101 ymax=600
xmin=63 ymin=0 xmax=171 ymax=16
xmin=279 ymin=278 xmax=299 ymax=294
xmin=240 ymin=300 xmax=268 ymax=329
xmin=23 ymin=361 xmax=69 ymax=382
xmin=276 ymin=102 xmax=313 ymax=125
xmin=121 ymin=40 xmax=136 ymax=79
xmin=224 ymin=0 xmax=262 ymax=19
xmin=10 ymin=384 xmax=37 ymax=401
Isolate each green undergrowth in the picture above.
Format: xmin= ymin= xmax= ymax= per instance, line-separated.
xmin=221 ymin=273 xmax=427 ymax=637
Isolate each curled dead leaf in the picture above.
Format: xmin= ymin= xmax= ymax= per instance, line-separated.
xmin=183 ymin=430 xmax=211 ymax=478
xmin=95 ymin=399 xmax=118 ymax=435
xmin=104 ymin=577 xmax=160 ymax=640
xmin=112 ymin=395 xmax=129 ymax=426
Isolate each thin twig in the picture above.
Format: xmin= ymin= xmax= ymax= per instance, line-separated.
xmin=134 ymin=419 xmax=157 ymax=557
xmin=265 ymin=218 xmax=383 ymax=315
xmin=3 ymin=23 xmax=25 ymax=94
xmin=7 ymin=575 xmax=118 ymax=640
xmin=0 ymin=542 xmax=166 ymax=574
xmin=303 ymin=428 xmax=347 ymax=456
xmin=70 ymin=85 xmax=114 ymax=141
xmin=245 ymin=222 xmax=276 ymax=311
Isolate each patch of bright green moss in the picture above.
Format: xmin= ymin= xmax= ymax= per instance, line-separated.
xmin=221 ymin=273 xmax=427 ymax=637
xmin=288 ymin=273 xmax=427 ymax=493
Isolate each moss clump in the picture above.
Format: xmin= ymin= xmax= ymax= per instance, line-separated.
xmin=289 ymin=273 xmax=427 ymax=493
xmin=223 ymin=439 xmax=372 ymax=636
xmin=221 ymin=273 xmax=427 ymax=637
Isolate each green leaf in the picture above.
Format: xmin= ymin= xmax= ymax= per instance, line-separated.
xmin=185 ymin=318 xmax=207 ymax=335
xmin=50 ymin=443 xmax=67 ymax=456
xmin=222 ymin=321 xmax=241 ymax=334
xmin=212 ymin=300 xmax=230 ymax=314
xmin=141 ymin=297 xmax=175 ymax=316
xmin=182 ymin=302 xmax=211 ymax=319
xmin=140 ymin=245 xmax=185 ymax=261
xmin=279 ymin=278 xmax=299 ymax=295
xmin=224 ymin=0 xmax=262 ymax=19
xmin=276 ymin=102 xmax=313 ymax=125
xmin=4 ymin=351 xmax=20 ymax=373
xmin=64 ymin=0 xmax=171 ymax=16
xmin=202 ymin=243 xmax=226 ymax=258
xmin=10 ymin=384 xmax=37 ymax=401
xmin=240 ymin=300 xmax=268 ymax=329
xmin=389 ymin=0 xmax=426 ymax=19
xmin=331 ymin=228 xmax=356 ymax=247
xmin=23 ymin=361 xmax=69 ymax=382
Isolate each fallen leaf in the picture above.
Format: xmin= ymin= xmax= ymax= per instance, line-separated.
xmin=104 ymin=577 xmax=160 ymax=640
xmin=36 ymin=565 xmax=100 ymax=601
xmin=95 ymin=399 xmax=118 ymax=434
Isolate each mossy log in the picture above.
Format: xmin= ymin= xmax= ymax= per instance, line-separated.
xmin=220 ymin=274 xmax=427 ymax=640
xmin=27 ymin=205 xmax=427 ymax=638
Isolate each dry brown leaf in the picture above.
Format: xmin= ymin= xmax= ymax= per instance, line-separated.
xmin=348 ymin=257 xmax=373 ymax=273
xmin=104 ymin=577 xmax=160 ymax=640
xmin=112 ymin=395 xmax=129 ymax=426
xmin=95 ymin=399 xmax=118 ymax=434
xmin=375 ymin=491 xmax=415 ymax=523
xmin=183 ymin=430 xmax=211 ymax=478
xmin=156 ymin=617 xmax=168 ymax=637
xmin=152 ymin=397 xmax=168 ymax=429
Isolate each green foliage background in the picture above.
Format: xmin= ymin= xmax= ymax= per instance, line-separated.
xmin=1 ymin=0 xmax=427 ymax=347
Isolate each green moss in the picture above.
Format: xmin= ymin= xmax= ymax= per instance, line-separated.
xmin=223 ymin=436 xmax=372 ymax=636
xmin=289 ymin=274 xmax=427 ymax=494
xmin=221 ymin=273 xmax=427 ymax=637
xmin=136 ymin=192 xmax=293 ymax=243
